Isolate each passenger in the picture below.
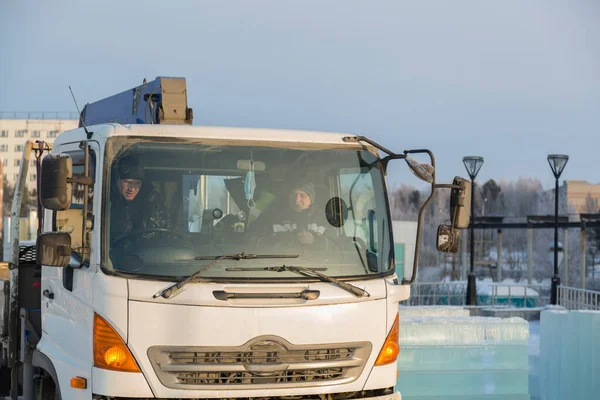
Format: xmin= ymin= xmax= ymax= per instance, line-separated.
xmin=252 ymin=181 xmax=333 ymax=249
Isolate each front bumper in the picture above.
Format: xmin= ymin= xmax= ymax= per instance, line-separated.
xmin=91 ymin=388 xmax=400 ymax=400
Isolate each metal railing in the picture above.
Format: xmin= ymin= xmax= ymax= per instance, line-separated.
xmin=402 ymin=282 xmax=551 ymax=308
xmin=0 ymin=111 xmax=78 ymax=120
xmin=558 ymin=286 xmax=600 ymax=310
xmin=402 ymin=282 xmax=468 ymax=306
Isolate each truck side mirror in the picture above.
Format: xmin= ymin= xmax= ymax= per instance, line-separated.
xmin=40 ymin=154 xmax=73 ymax=210
xmin=436 ymin=224 xmax=460 ymax=253
xmin=405 ymin=156 xmax=434 ymax=183
xmin=325 ymin=197 xmax=348 ymax=228
xmin=449 ymin=176 xmax=471 ymax=229
xmin=36 ymin=232 xmax=71 ymax=267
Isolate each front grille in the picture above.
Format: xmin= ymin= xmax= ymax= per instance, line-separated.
xmin=148 ymin=336 xmax=372 ymax=390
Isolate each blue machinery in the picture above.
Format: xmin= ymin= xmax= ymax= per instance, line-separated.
xmin=79 ymin=76 xmax=193 ymax=126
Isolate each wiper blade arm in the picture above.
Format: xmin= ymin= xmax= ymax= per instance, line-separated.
xmin=195 ymin=253 xmax=299 ymax=261
xmin=227 ymin=266 xmax=327 ymax=272
xmin=154 ymin=253 xmax=298 ymax=299
xmin=261 ymin=265 xmax=370 ymax=298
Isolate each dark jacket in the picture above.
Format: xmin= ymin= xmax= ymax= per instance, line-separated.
xmin=110 ymin=184 xmax=172 ymax=243
xmin=251 ymin=204 xmax=335 ymax=250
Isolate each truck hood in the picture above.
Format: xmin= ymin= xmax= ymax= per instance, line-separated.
xmin=127 ymin=278 xmax=391 ymax=398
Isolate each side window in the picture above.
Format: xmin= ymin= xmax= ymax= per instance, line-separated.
xmin=53 ymin=149 xmax=96 ymax=255
xmin=394 ymin=243 xmax=405 ymax=278
xmin=339 ymin=170 xmax=376 ymax=248
xmin=184 ymin=174 xmax=241 ymax=233
xmin=339 ymin=166 xmax=391 ymax=273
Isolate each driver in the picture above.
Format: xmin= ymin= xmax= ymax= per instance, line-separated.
xmin=110 ymin=155 xmax=172 ymax=243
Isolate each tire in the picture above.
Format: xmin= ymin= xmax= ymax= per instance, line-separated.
xmin=40 ymin=376 xmax=59 ymax=400
xmin=0 ymin=365 xmax=11 ymax=396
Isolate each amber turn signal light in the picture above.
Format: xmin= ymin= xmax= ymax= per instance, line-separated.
xmin=70 ymin=376 xmax=87 ymax=389
xmin=93 ymin=313 xmax=141 ymax=372
xmin=374 ymin=312 xmax=399 ymax=366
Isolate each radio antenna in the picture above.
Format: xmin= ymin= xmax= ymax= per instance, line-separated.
xmin=69 ymin=86 xmax=92 ymax=139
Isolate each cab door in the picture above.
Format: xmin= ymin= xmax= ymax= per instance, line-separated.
xmin=40 ymin=140 xmax=99 ymax=365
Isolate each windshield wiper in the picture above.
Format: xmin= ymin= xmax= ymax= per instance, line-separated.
xmin=229 ymin=265 xmax=370 ymax=298
xmin=194 ymin=253 xmax=298 ymax=261
xmin=153 ymin=253 xmax=299 ymax=299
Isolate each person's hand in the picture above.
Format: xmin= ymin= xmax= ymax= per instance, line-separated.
xmin=298 ymin=231 xmax=314 ymax=244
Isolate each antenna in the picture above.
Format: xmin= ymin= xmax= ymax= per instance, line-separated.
xmin=69 ymin=86 xmax=92 ymax=139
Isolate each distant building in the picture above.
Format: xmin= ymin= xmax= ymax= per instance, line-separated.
xmin=563 ymin=180 xmax=600 ymax=213
xmin=1 ymin=113 xmax=78 ymax=256
xmin=0 ymin=113 xmax=78 ymax=191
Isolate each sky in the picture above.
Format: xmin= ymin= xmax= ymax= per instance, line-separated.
xmin=1 ymin=0 xmax=599 ymax=190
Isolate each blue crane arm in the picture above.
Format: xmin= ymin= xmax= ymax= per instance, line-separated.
xmin=79 ymin=76 xmax=193 ymax=126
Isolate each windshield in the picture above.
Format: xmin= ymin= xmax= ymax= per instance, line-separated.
xmin=103 ymin=138 xmax=392 ymax=280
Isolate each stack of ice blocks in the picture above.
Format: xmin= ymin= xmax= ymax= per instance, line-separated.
xmin=396 ymin=306 xmax=530 ymax=400
xmin=539 ymin=309 xmax=600 ymax=400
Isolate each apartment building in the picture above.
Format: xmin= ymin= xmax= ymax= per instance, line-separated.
xmin=564 ymin=180 xmax=600 ymax=214
xmin=0 ymin=114 xmax=78 ymax=191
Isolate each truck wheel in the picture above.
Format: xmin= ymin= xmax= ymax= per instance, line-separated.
xmin=41 ymin=377 xmax=60 ymax=400
xmin=0 ymin=366 xmax=11 ymax=396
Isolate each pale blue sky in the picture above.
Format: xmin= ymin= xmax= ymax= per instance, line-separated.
xmin=1 ymin=0 xmax=598 ymax=190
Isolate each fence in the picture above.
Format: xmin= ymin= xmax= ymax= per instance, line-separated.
xmin=402 ymin=281 xmax=551 ymax=308
xmin=2 ymin=215 xmax=38 ymax=262
xmin=558 ymin=286 xmax=600 ymax=310
xmin=0 ymin=111 xmax=78 ymax=120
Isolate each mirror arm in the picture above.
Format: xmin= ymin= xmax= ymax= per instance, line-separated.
xmin=66 ymin=176 xmax=93 ymax=186
xmin=404 ymin=149 xmax=434 ymax=163
xmin=402 ymin=179 xmax=436 ymax=285
xmin=435 ymin=183 xmax=460 ymax=190
xmin=343 ymin=136 xmax=399 ymax=157
xmin=380 ymin=153 xmax=407 ymax=172
xmin=401 ymin=150 xmax=436 ymax=285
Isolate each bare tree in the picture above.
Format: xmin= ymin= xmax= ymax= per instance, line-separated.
xmin=2 ymin=180 xmax=36 ymax=218
xmin=389 ymin=176 xmax=599 ymax=286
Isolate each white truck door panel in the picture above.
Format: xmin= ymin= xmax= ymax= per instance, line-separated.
xmin=41 ymin=141 xmax=99 ymax=368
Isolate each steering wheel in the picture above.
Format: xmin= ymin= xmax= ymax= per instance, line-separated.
xmin=255 ymin=232 xmax=294 ymax=250
xmin=112 ymin=228 xmax=190 ymax=247
xmin=256 ymin=231 xmax=343 ymax=252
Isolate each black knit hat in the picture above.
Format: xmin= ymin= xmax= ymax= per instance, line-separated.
xmin=117 ymin=155 xmax=145 ymax=180
xmin=294 ymin=181 xmax=316 ymax=202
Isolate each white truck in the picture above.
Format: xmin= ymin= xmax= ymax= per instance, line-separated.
xmin=0 ymin=77 xmax=470 ymax=400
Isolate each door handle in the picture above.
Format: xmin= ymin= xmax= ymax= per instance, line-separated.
xmin=43 ymin=289 xmax=54 ymax=300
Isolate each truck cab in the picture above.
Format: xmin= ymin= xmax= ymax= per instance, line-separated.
xmin=1 ymin=77 xmax=471 ymax=400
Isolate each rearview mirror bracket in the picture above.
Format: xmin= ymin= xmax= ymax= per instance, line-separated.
xmin=340 ymin=136 xmax=471 ymax=285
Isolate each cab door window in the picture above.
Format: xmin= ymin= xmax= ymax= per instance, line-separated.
xmin=185 ymin=174 xmax=241 ymax=233
xmin=53 ymin=149 xmax=96 ymax=257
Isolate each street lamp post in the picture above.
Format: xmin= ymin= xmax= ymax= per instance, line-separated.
xmin=547 ymin=154 xmax=568 ymax=305
xmin=463 ymin=156 xmax=484 ymax=306
xmin=548 ymin=241 xmax=564 ymax=273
